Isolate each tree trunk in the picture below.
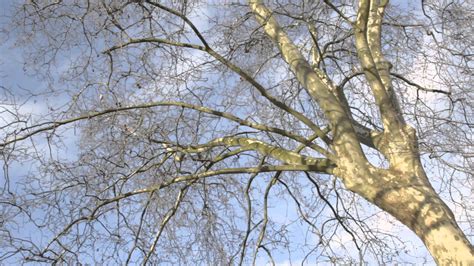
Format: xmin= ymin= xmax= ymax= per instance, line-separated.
xmin=335 ymin=126 xmax=474 ymax=264
xmin=372 ymin=171 xmax=474 ymax=265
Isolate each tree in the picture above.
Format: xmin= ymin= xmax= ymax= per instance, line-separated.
xmin=0 ymin=0 xmax=472 ymax=264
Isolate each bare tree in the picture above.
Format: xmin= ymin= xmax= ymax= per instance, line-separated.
xmin=0 ymin=0 xmax=472 ymax=264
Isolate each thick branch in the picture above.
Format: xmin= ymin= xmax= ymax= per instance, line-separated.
xmin=354 ymin=0 xmax=404 ymax=132
xmin=147 ymin=164 xmax=335 ymax=192
xmin=248 ymin=0 xmax=372 ymax=190
xmin=179 ymin=136 xmax=335 ymax=167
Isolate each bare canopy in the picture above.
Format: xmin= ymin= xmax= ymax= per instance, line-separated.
xmin=0 ymin=0 xmax=472 ymax=265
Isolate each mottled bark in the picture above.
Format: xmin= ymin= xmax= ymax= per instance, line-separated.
xmin=373 ymin=168 xmax=474 ymax=265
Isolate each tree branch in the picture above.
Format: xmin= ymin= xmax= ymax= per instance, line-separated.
xmin=1 ymin=101 xmax=330 ymax=157
xmin=105 ymin=37 xmax=330 ymax=144
xmin=391 ymin=73 xmax=451 ymax=95
xmin=248 ymin=0 xmax=369 ymax=180
xmin=176 ymin=136 xmax=336 ymax=165
xmin=354 ymin=0 xmax=404 ymax=131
